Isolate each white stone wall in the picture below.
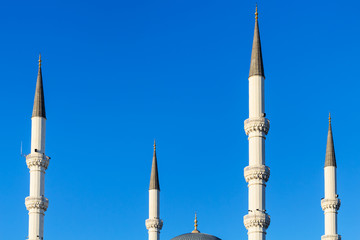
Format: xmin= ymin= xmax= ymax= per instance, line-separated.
xmin=31 ymin=117 xmax=46 ymax=154
xmin=248 ymin=75 xmax=265 ymax=118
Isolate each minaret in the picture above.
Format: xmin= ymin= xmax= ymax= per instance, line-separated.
xmin=145 ymin=140 xmax=163 ymax=240
xmin=321 ymin=114 xmax=341 ymax=240
xmin=25 ymin=54 xmax=50 ymax=240
xmin=243 ymin=6 xmax=270 ymax=240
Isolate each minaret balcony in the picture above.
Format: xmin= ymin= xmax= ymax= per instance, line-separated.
xmin=145 ymin=218 xmax=163 ymax=230
xmin=321 ymin=234 xmax=341 ymax=240
xmin=244 ymin=165 xmax=270 ymax=183
xmin=244 ymin=211 xmax=270 ymax=230
xmin=26 ymin=152 xmax=50 ymax=170
xmin=244 ymin=117 xmax=270 ymax=135
xmin=321 ymin=198 xmax=341 ymax=211
xmin=25 ymin=196 xmax=49 ymax=212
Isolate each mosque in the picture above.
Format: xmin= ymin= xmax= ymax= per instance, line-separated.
xmin=24 ymin=6 xmax=341 ymax=240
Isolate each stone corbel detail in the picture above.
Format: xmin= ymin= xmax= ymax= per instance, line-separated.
xmin=145 ymin=218 xmax=163 ymax=230
xmin=321 ymin=198 xmax=341 ymax=211
xmin=25 ymin=196 xmax=49 ymax=211
xmin=244 ymin=165 xmax=270 ymax=182
xmin=26 ymin=153 xmax=50 ymax=170
xmin=244 ymin=117 xmax=270 ymax=135
xmin=244 ymin=212 xmax=270 ymax=229
xmin=321 ymin=234 xmax=341 ymax=240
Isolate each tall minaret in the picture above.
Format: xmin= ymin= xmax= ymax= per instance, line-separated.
xmin=145 ymin=140 xmax=163 ymax=240
xmin=321 ymin=114 xmax=341 ymax=240
xmin=243 ymin=6 xmax=270 ymax=240
xmin=25 ymin=55 xmax=50 ymax=240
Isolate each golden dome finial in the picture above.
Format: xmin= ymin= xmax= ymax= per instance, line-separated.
xmin=194 ymin=212 xmax=198 ymax=230
xmin=329 ymin=112 xmax=331 ymax=124
xmin=38 ymin=53 xmax=42 ymax=67
xmin=255 ymin=3 xmax=258 ymax=20
xmin=192 ymin=212 xmax=200 ymax=233
xmin=154 ymin=139 xmax=156 ymax=150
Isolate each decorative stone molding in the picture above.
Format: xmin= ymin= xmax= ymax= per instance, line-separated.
xmin=244 ymin=212 xmax=270 ymax=229
xmin=244 ymin=117 xmax=270 ymax=135
xmin=321 ymin=234 xmax=341 ymax=240
xmin=321 ymin=198 xmax=341 ymax=211
xmin=146 ymin=219 xmax=163 ymax=230
xmin=25 ymin=196 xmax=49 ymax=211
xmin=244 ymin=165 xmax=270 ymax=182
xmin=26 ymin=153 xmax=50 ymax=170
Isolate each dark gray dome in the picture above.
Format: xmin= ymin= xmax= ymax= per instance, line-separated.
xmin=170 ymin=233 xmax=221 ymax=240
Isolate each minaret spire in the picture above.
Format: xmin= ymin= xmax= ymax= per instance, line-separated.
xmin=25 ymin=56 xmax=50 ymax=240
xmin=249 ymin=5 xmax=265 ymax=78
xmin=149 ymin=139 xmax=160 ymax=190
xmin=321 ymin=115 xmax=341 ymax=240
xmin=146 ymin=140 xmax=163 ymax=240
xmin=325 ymin=113 xmax=336 ymax=167
xmin=244 ymin=5 xmax=270 ymax=240
xmin=32 ymin=53 xmax=46 ymax=118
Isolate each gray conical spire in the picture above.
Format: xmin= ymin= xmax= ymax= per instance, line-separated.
xmin=249 ymin=5 xmax=265 ymax=78
xmin=325 ymin=114 xmax=336 ymax=167
xmin=149 ymin=140 xmax=160 ymax=190
xmin=32 ymin=54 xmax=46 ymax=118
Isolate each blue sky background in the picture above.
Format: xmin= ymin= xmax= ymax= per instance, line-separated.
xmin=0 ymin=0 xmax=359 ymax=239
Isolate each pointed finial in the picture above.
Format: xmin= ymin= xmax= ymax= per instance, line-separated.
xmin=154 ymin=139 xmax=156 ymax=150
xmin=255 ymin=3 xmax=258 ymax=20
xmin=195 ymin=212 xmax=197 ymax=229
xmin=329 ymin=112 xmax=331 ymax=124
xmin=192 ymin=212 xmax=200 ymax=233
xmin=38 ymin=53 xmax=42 ymax=67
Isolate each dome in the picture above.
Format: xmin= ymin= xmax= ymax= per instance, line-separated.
xmin=170 ymin=233 xmax=221 ymax=240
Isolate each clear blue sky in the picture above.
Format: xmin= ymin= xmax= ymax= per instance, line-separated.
xmin=0 ymin=0 xmax=358 ymax=239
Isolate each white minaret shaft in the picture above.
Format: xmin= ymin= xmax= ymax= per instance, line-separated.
xmin=321 ymin=116 xmax=341 ymax=240
xmin=25 ymin=55 xmax=50 ymax=240
xmin=243 ymin=7 xmax=270 ymax=240
xmin=146 ymin=141 xmax=163 ymax=240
